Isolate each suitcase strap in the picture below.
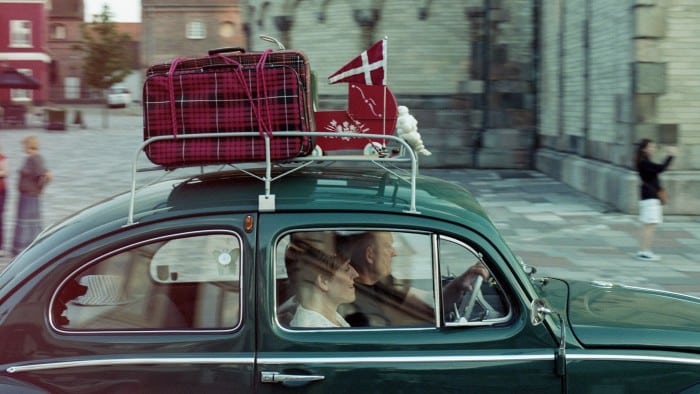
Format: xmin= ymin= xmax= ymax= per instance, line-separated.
xmin=166 ymin=49 xmax=276 ymax=139
xmin=167 ymin=57 xmax=187 ymax=138
xmin=255 ymin=49 xmax=273 ymax=136
xmin=217 ymin=54 xmax=271 ymax=138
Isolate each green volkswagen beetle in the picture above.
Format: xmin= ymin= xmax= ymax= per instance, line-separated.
xmin=0 ymin=135 xmax=699 ymax=393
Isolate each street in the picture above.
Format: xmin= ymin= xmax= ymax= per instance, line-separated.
xmin=1 ymin=105 xmax=699 ymax=297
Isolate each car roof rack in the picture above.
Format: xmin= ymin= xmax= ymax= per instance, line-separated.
xmin=126 ymin=131 xmax=420 ymax=225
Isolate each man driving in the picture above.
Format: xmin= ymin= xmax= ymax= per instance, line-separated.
xmin=337 ymin=231 xmax=489 ymax=327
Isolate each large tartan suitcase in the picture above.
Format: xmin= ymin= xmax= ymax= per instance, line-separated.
xmin=143 ymin=47 xmax=314 ymax=167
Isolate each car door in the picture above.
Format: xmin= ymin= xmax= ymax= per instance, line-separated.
xmin=255 ymin=213 xmax=563 ymax=393
xmin=0 ymin=216 xmax=256 ymax=394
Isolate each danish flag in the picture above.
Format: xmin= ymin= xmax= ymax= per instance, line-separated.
xmin=328 ymin=39 xmax=386 ymax=86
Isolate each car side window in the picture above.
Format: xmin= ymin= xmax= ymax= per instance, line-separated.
xmin=275 ymin=230 xmax=435 ymax=329
xmin=274 ymin=230 xmax=510 ymax=330
xmin=438 ymin=236 xmax=511 ymax=326
xmin=52 ymin=233 xmax=242 ymax=331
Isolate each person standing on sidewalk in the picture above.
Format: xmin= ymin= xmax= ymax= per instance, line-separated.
xmin=635 ymin=138 xmax=677 ymax=261
xmin=12 ymin=136 xmax=52 ymax=257
xmin=0 ymin=146 xmax=7 ymax=257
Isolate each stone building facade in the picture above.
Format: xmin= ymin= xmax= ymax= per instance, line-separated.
xmin=241 ymin=0 xmax=538 ymax=169
xmin=139 ymin=0 xmax=700 ymax=215
xmin=536 ymin=0 xmax=700 ymax=214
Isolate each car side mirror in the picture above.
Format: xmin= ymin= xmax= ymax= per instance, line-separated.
xmin=530 ymin=298 xmax=550 ymax=326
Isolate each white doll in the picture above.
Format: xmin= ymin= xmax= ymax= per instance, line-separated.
xmin=396 ymin=106 xmax=431 ymax=156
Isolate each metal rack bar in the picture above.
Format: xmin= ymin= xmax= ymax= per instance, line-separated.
xmin=126 ymin=131 xmax=419 ymax=225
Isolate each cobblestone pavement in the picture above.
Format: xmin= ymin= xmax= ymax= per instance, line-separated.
xmin=1 ymin=105 xmax=699 ymax=297
xmin=423 ymin=169 xmax=700 ymax=298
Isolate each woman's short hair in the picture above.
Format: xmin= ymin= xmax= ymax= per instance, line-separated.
xmin=285 ymin=231 xmax=347 ymax=287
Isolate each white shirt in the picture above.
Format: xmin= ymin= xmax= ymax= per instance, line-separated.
xmin=290 ymin=305 xmax=350 ymax=328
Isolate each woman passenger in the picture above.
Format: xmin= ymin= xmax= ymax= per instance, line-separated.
xmin=284 ymin=231 xmax=358 ymax=328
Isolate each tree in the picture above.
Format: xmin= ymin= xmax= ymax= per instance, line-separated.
xmin=78 ymin=5 xmax=133 ymax=93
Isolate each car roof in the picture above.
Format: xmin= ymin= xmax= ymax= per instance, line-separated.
xmin=1 ymin=164 xmax=511 ymax=294
xmin=1 ymin=129 xmax=511 ymax=287
xmin=31 ymin=165 xmax=495 ymax=244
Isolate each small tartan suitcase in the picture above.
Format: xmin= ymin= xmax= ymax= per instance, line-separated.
xmin=143 ymin=47 xmax=315 ymax=168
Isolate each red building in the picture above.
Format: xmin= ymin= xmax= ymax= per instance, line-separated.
xmin=47 ymin=0 xmax=84 ymax=102
xmin=0 ymin=0 xmax=51 ymax=105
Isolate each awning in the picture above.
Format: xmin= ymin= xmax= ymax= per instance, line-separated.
xmin=0 ymin=66 xmax=40 ymax=89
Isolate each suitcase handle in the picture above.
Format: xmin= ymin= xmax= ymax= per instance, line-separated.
xmin=208 ymin=47 xmax=246 ymax=55
xmin=259 ymin=35 xmax=285 ymax=50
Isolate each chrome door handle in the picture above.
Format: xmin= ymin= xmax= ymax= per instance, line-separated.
xmin=261 ymin=371 xmax=325 ymax=384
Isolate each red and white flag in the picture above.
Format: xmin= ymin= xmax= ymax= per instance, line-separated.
xmin=328 ymin=39 xmax=386 ymax=86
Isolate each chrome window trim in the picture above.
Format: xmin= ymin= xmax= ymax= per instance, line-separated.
xmin=274 ymin=227 xmax=434 ymax=332
xmin=49 ymin=229 xmax=245 ymax=334
xmin=430 ymin=233 xmax=441 ymax=328
xmin=273 ymin=228 xmax=514 ymax=331
xmin=7 ymin=356 xmax=253 ymax=374
xmin=437 ymin=235 xmax=514 ymax=326
xmin=276 ymin=325 xmax=437 ymax=333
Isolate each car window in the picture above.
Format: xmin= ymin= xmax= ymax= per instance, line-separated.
xmin=52 ymin=232 xmax=242 ymax=331
xmin=439 ymin=236 xmax=511 ymax=326
xmin=275 ymin=229 xmax=510 ymax=330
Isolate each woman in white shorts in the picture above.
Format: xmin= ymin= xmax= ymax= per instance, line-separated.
xmin=635 ymin=139 xmax=677 ymax=261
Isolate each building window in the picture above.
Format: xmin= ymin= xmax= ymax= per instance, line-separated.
xmin=186 ymin=21 xmax=207 ymax=39
xmin=51 ymin=24 xmax=67 ymax=40
xmin=218 ymin=21 xmax=236 ymax=38
xmin=10 ymin=20 xmax=32 ymax=47
xmin=11 ymin=69 xmax=34 ymax=102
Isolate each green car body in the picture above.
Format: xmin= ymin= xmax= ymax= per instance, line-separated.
xmin=0 ymin=165 xmax=698 ymax=393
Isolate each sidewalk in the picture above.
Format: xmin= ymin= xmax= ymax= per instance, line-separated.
xmin=0 ymin=109 xmax=698 ymax=297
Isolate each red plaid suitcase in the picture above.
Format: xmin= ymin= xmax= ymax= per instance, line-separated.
xmin=143 ymin=47 xmax=315 ymax=167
